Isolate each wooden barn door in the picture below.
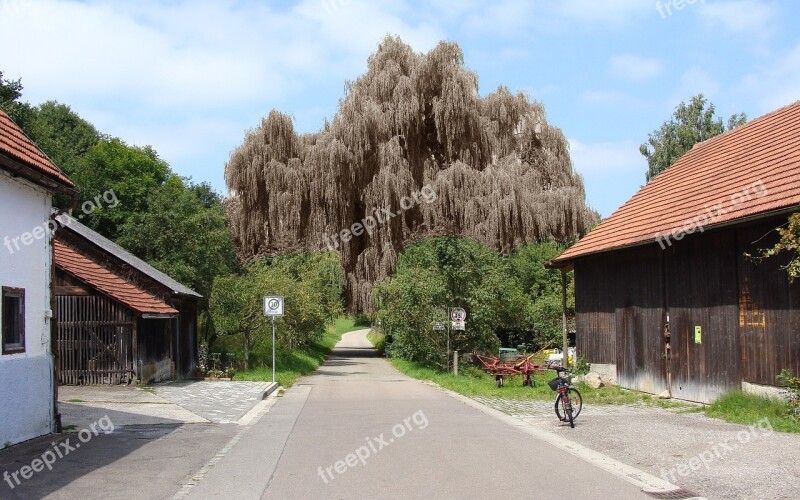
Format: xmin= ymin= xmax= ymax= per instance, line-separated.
xmin=57 ymin=295 xmax=136 ymax=385
xmin=664 ymin=231 xmax=740 ymax=403
xmin=614 ymin=248 xmax=668 ymax=394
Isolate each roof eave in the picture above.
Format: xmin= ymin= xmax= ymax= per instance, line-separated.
xmin=0 ymin=153 xmax=76 ymax=195
xmin=550 ymin=204 xmax=800 ymax=267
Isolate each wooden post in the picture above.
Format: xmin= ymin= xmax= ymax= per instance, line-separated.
xmin=561 ymin=269 xmax=569 ymax=368
xmin=453 ymin=350 xmax=459 ymax=375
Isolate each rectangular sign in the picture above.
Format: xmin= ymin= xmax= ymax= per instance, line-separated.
xmin=264 ymin=296 xmax=285 ymax=316
xmin=452 ymin=320 xmax=465 ymax=331
xmin=694 ymin=325 xmax=702 ymax=344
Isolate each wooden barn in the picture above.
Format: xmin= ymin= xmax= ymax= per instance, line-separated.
xmin=549 ymin=101 xmax=800 ymax=403
xmin=54 ymin=217 xmax=201 ymax=384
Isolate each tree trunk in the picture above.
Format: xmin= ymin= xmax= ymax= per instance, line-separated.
xmin=243 ymin=332 xmax=250 ymax=370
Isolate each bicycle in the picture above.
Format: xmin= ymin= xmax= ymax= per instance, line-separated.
xmin=547 ymin=365 xmax=582 ymax=428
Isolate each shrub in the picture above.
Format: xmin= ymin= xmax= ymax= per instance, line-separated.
xmin=777 ymin=369 xmax=800 ymax=419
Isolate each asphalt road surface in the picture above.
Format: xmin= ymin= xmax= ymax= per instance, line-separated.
xmin=187 ymin=330 xmax=666 ymax=500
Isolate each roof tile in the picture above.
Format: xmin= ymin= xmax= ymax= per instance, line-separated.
xmin=54 ymin=240 xmax=178 ymax=316
xmin=0 ymin=109 xmax=75 ymax=188
xmin=555 ymin=100 xmax=800 ymax=263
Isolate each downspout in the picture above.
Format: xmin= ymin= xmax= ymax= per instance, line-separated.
xmin=49 ymin=222 xmax=61 ymax=433
xmin=50 ymin=190 xmax=77 ymax=433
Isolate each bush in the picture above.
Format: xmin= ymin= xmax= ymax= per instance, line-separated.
xmin=777 ymin=369 xmax=800 ymax=419
xmin=573 ymin=356 xmax=590 ymax=376
xmin=372 ymin=237 xmax=572 ymax=368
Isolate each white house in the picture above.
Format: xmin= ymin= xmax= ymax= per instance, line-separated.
xmin=0 ymin=109 xmax=76 ymax=445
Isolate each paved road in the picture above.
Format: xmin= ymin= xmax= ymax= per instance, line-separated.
xmin=187 ymin=330 xmax=672 ymax=499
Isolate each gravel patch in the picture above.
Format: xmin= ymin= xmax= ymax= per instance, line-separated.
xmin=473 ymin=397 xmax=800 ymax=499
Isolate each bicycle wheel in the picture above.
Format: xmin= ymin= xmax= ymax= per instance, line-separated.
xmin=568 ymin=388 xmax=582 ymax=419
xmin=556 ymin=392 xmax=574 ymax=427
xmin=555 ymin=388 xmax=582 ymax=422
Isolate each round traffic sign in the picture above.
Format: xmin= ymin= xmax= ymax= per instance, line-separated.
xmin=451 ymin=307 xmax=467 ymax=321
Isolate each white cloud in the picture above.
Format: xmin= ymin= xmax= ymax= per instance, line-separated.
xmin=555 ymin=0 xmax=651 ymax=24
xmin=569 ymin=139 xmax=645 ymax=175
xmin=0 ymin=0 xmax=444 ymax=191
xmin=609 ymin=54 xmax=663 ymax=82
xmin=0 ymin=0 xmax=442 ymax=111
xmin=675 ymin=67 xmax=721 ymax=102
xmin=698 ymin=0 xmax=775 ymax=33
xmin=738 ymin=42 xmax=800 ymax=113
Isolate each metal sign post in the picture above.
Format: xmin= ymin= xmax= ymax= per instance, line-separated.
xmin=264 ymin=296 xmax=285 ymax=383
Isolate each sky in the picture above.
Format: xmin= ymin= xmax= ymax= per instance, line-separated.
xmin=1 ymin=0 xmax=799 ymax=217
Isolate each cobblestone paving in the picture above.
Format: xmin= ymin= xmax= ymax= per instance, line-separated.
xmin=153 ymin=381 xmax=273 ymax=423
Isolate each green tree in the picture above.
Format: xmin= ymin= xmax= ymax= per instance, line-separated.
xmin=640 ymin=94 xmax=747 ymax=182
xmin=0 ymin=70 xmax=23 ymax=108
xmin=270 ymin=252 xmax=344 ymax=322
xmin=0 ymin=70 xmax=36 ymax=137
xmin=0 ymin=73 xmax=100 ymax=175
xmin=751 ymin=213 xmax=800 ymax=281
xmin=71 ymin=137 xmax=170 ymax=239
xmin=210 ymin=262 xmax=331 ymax=367
xmin=507 ymin=241 xmax=574 ymax=348
xmin=373 ymin=237 xmax=538 ymax=365
xmin=25 ymin=101 xmax=101 ymax=177
xmin=118 ymin=175 xmax=240 ymax=309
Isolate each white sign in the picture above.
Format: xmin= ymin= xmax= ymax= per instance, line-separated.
xmin=450 ymin=308 xmax=467 ymax=322
xmin=452 ymin=320 xmax=465 ymax=331
xmin=433 ymin=322 xmax=446 ymax=331
xmin=264 ymin=296 xmax=285 ymax=316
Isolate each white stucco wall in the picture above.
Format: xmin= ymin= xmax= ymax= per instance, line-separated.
xmin=0 ymin=171 xmax=55 ymax=446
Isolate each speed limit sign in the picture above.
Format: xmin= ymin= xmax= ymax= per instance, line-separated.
xmin=450 ymin=307 xmax=467 ymax=322
xmin=264 ymin=296 xmax=285 ymax=316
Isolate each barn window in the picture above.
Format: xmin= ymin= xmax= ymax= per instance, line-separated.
xmin=2 ymin=287 xmax=25 ymax=354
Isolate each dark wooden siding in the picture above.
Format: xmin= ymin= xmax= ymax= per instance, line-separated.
xmin=665 ymin=229 xmax=740 ymax=402
xmin=613 ymin=247 xmax=665 ymax=395
xmin=573 ymin=214 xmax=799 ymax=403
xmin=56 ymin=294 xmax=136 ymax=385
xmin=737 ymin=221 xmax=800 ymax=385
xmin=575 ymin=255 xmax=616 ymax=363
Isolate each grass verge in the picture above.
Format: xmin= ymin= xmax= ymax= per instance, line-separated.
xmin=366 ymin=329 xmax=384 ymax=353
xmin=235 ymin=316 xmax=360 ymax=387
xmin=389 ymin=358 xmax=800 ymax=432
xmin=704 ymin=391 xmax=800 ymax=433
xmin=388 ymin=357 xmax=685 ymax=408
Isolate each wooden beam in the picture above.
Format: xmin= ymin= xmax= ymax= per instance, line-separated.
xmin=55 ymin=285 xmax=93 ymax=296
xmin=561 ymin=269 xmax=569 ymax=368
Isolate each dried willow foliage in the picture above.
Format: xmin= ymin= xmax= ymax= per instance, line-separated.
xmin=226 ymin=36 xmax=597 ymax=311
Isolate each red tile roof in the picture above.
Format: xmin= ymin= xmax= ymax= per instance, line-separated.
xmin=553 ymin=100 xmax=800 ymax=264
xmin=54 ymin=240 xmax=177 ymax=316
xmin=0 ymin=108 xmax=75 ymax=189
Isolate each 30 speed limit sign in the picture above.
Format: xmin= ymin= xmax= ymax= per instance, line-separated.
xmin=450 ymin=307 xmax=467 ymax=322
xmin=264 ymin=296 xmax=285 ymax=316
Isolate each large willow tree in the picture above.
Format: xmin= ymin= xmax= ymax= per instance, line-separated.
xmin=226 ymin=36 xmax=597 ymax=311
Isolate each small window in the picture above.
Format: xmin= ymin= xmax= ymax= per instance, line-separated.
xmin=2 ymin=287 xmax=25 ymax=354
